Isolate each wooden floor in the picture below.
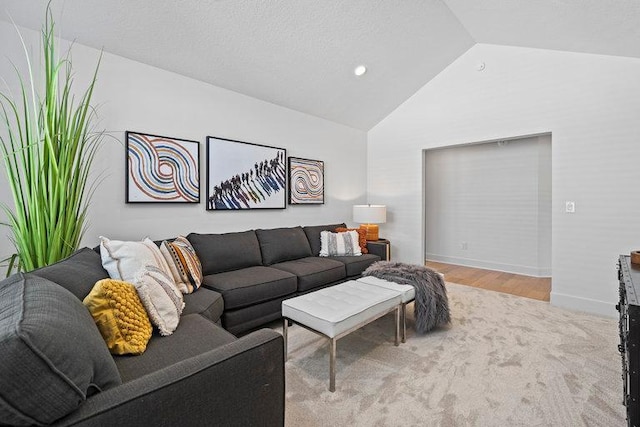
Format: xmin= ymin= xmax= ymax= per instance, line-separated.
xmin=426 ymin=261 xmax=551 ymax=302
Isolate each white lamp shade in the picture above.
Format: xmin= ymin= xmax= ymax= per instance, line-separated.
xmin=353 ymin=205 xmax=387 ymax=224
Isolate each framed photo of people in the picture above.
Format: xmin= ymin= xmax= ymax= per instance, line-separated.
xmin=206 ymin=136 xmax=286 ymax=210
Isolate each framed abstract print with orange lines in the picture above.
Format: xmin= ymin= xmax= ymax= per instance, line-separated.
xmin=126 ymin=131 xmax=200 ymax=203
xmin=288 ymin=157 xmax=324 ymax=205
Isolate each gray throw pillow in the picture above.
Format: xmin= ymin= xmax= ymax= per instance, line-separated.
xmin=0 ymin=273 xmax=122 ymax=426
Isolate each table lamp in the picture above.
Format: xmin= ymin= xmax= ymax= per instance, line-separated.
xmin=353 ymin=204 xmax=386 ymax=241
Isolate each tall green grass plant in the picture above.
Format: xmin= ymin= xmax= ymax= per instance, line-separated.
xmin=1 ymin=8 xmax=102 ymax=273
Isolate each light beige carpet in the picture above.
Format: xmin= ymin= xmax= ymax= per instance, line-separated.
xmin=280 ymin=283 xmax=625 ymax=426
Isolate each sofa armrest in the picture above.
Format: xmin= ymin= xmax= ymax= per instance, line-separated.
xmin=55 ymin=329 xmax=284 ymax=427
xmin=367 ymin=240 xmax=390 ymax=261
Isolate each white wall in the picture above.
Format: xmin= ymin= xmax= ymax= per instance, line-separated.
xmin=368 ymin=43 xmax=640 ymax=317
xmin=0 ymin=21 xmax=367 ymax=264
xmin=425 ymin=135 xmax=552 ymax=277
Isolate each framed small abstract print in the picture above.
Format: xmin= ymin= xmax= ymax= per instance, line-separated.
xmin=288 ymin=157 xmax=324 ymax=205
xmin=206 ymin=136 xmax=286 ymax=210
xmin=126 ymin=131 xmax=200 ymax=203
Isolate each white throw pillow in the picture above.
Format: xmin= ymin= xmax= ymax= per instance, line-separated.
xmin=133 ymin=266 xmax=184 ymax=336
xmin=99 ymin=236 xmax=173 ymax=283
xmin=319 ymin=230 xmax=362 ymax=257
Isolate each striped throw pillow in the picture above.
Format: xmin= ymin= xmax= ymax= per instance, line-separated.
xmin=334 ymin=227 xmax=368 ymax=254
xmin=133 ymin=266 xmax=185 ymax=336
xmin=319 ymin=230 xmax=362 ymax=257
xmin=160 ymin=236 xmax=203 ymax=294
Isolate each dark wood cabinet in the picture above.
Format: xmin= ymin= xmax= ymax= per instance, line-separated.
xmin=618 ymin=255 xmax=640 ymax=427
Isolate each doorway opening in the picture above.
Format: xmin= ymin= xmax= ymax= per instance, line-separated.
xmin=423 ymin=134 xmax=552 ymax=300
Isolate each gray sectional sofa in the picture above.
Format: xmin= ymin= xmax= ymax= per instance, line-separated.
xmin=189 ymin=223 xmax=383 ymax=334
xmin=0 ymin=223 xmax=382 ymax=426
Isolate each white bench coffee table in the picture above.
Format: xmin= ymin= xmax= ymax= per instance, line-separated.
xmin=356 ymin=272 xmax=444 ymax=343
xmin=356 ymin=276 xmax=415 ymax=343
xmin=282 ymin=280 xmax=402 ymax=392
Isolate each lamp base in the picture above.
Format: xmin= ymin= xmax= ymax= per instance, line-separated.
xmin=360 ymin=224 xmax=379 ymax=241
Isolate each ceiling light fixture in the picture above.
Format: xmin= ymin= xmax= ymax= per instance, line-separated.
xmin=354 ymin=65 xmax=367 ymax=76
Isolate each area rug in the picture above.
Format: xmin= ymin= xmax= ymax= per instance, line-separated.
xmin=280 ymin=283 xmax=625 ymax=426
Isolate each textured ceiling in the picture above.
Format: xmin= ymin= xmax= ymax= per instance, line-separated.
xmin=0 ymin=0 xmax=639 ymax=130
xmin=445 ymin=0 xmax=640 ymax=58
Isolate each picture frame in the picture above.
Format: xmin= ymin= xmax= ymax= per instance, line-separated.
xmin=288 ymin=157 xmax=325 ymax=205
xmin=206 ymin=136 xmax=286 ymax=210
xmin=126 ymin=131 xmax=200 ymax=203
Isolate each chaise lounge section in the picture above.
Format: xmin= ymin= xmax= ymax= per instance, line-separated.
xmin=0 ymin=248 xmax=283 ymax=426
xmin=0 ymin=222 xmax=382 ymax=425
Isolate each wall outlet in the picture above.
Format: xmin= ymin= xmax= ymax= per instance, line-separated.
xmin=565 ymin=201 xmax=576 ymax=213
xmin=460 ymin=241 xmax=468 ymax=250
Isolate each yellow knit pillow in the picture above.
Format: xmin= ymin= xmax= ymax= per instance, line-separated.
xmin=83 ymin=279 xmax=153 ymax=355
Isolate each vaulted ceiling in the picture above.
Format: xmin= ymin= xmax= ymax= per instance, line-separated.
xmin=1 ymin=0 xmax=639 ymax=130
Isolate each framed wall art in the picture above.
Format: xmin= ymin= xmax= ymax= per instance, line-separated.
xmin=126 ymin=131 xmax=200 ymax=203
xmin=206 ymin=136 xmax=286 ymax=210
xmin=288 ymin=157 xmax=324 ymax=205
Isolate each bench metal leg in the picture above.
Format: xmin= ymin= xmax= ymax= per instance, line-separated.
xmin=329 ymin=338 xmax=337 ymax=392
xmin=394 ymin=306 xmax=400 ymax=346
xmin=283 ymin=318 xmax=288 ymax=361
xmin=401 ymin=303 xmax=407 ymax=343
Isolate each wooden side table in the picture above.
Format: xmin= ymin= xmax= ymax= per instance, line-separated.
xmin=367 ymin=239 xmax=390 ymax=261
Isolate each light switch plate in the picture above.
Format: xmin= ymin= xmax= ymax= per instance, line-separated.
xmin=565 ymin=201 xmax=576 ymax=213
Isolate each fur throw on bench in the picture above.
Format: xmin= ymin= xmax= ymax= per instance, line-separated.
xmin=362 ymin=261 xmax=450 ymax=333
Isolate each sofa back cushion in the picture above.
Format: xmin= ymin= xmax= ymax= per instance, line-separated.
xmin=256 ymin=227 xmax=313 ymax=266
xmin=0 ymin=273 xmax=121 ymax=426
xmin=302 ymin=223 xmax=347 ymax=256
xmin=187 ymin=230 xmax=262 ymax=275
xmin=29 ymin=247 xmax=110 ymax=300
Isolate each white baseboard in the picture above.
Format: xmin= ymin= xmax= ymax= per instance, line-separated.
xmin=426 ymin=253 xmax=551 ymax=278
xmin=550 ymin=292 xmax=617 ymax=318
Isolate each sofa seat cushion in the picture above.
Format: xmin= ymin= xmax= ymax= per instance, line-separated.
xmin=114 ymin=314 xmax=237 ymax=382
xmin=222 ymin=297 xmax=290 ymax=336
xmin=270 ymin=257 xmax=346 ymax=292
xmin=0 ymin=273 xmax=121 ymax=426
xmin=202 ymin=266 xmax=297 ymax=310
xmin=182 ymin=287 xmax=224 ymax=323
xmin=302 ymin=223 xmax=347 ymax=256
xmin=329 ymin=254 xmax=381 ymax=277
xmin=188 ymin=230 xmax=262 ymax=275
xmin=29 ymin=247 xmax=109 ymax=300
xmin=256 ymin=226 xmax=313 ymax=265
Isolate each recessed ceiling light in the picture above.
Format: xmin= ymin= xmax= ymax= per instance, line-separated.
xmin=354 ymin=65 xmax=367 ymax=76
